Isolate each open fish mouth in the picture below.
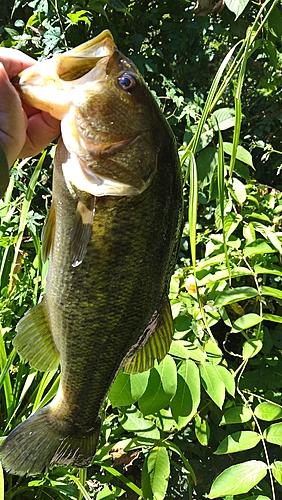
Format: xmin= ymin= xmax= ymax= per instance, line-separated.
xmin=13 ymin=30 xmax=116 ymax=120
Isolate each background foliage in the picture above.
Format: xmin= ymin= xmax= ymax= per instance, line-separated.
xmin=1 ymin=0 xmax=282 ymax=499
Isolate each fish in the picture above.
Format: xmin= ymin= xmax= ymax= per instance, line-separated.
xmin=0 ymin=30 xmax=183 ymax=476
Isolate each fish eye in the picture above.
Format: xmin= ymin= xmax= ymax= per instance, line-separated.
xmin=117 ymin=73 xmax=136 ymax=92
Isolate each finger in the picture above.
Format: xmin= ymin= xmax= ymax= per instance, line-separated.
xmin=19 ymin=111 xmax=61 ymax=158
xmin=0 ymin=63 xmax=27 ymax=165
xmin=0 ymin=48 xmax=35 ymax=79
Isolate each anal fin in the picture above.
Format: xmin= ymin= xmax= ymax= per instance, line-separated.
xmin=14 ymin=298 xmax=60 ymax=372
xmin=123 ymin=298 xmax=173 ymax=374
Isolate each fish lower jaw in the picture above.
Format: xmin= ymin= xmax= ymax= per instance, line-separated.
xmin=62 ymin=153 xmax=142 ymax=197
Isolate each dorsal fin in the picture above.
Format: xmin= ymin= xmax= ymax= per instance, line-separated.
xmin=71 ymin=195 xmax=96 ymax=267
xmin=123 ymin=298 xmax=174 ymax=374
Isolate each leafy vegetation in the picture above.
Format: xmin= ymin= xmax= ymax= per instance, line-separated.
xmin=1 ymin=0 xmax=282 ymax=499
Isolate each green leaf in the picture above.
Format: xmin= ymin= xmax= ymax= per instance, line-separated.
xmin=199 ymin=362 xmax=225 ymax=408
xmin=214 ymin=431 xmax=261 ymax=455
xmin=242 ymin=339 xmax=263 ymax=359
xmin=261 ymin=285 xmax=282 ymax=300
xmin=142 ymin=447 xmax=170 ymax=500
xmin=195 ymin=414 xmax=210 ymax=446
xmin=244 ymin=239 xmax=277 ymax=256
xmin=224 ymin=212 xmax=243 ymax=238
xmin=107 ymin=373 xmax=127 ymax=408
xmin=139 ymin=356 xmax=177 ymax=416
xmin=197 ymin=147 xmax=218 ymax=188
xmin=232 ymin=313 xmax=262 ymax=333
xmin=96 ymin=485 xmax=116 ymax=499
xmin=228 ymin=177 xmax=247 ymax=204
xmin=271 ymin=461 xmax=282 ymax=486
xmin=208 ymin=460 xmax=268 ymax=498
xmin=220 ymin=406 xmax=253 ymax=425
xmin=254 ymin=264 xmax=282 ymax=277
xmin=171 ymin=359 xmax=200 ymax=428
xmin=215 ymin=365 xmax=235 ymax=397
xmin=214 ymin=286 xmax=259 ymax=307
xmin=155 ymin=409 xmax=177 ymax=432
xmin=169 ymin=340 xmax=190 ymax=359
xmin=198 ymin=267 xmax=253 ymax=286
xmin=212 ymin=108 xmax=235 ymax=131
xmin=223 ymin=141 xmax=253 ymax=166
xmin=252 ymin=221 xmax=282 ymax=254
xmin=255 ymin=401 xmax=282 ymax=421
xmin=239 ymin=496 xmax=271 ymax=500
xmin=263 ymin=313 xmax=282 ymax=324
xmin=263 ymin=422 xmax=282 ymax=445
xmin=109 ymin=370 xmax=149 ymax=407
xmin=119 ymin=405 xmax=160 ymax=441
xmin=205 ymin=340 xmax=222 ymax=365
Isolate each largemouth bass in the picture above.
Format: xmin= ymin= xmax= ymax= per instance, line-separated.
xmin=0 ymin=30 xmax=183 ymax=476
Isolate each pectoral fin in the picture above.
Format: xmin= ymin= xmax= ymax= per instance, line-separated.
xmin=41 ymin=202 xmax=56 ymax=262
xmin=14 ymin=299 xmax=60 ymax=372
xmin=71 ymin=195 xmax=96 ymax=267
xmin=123 ymin=298 xmax=174 ymax=374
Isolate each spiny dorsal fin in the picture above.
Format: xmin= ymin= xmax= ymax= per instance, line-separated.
xmin=41 ymin=202 xmax=56 ymax=262
xmin=14 ymin=298 xmax=60 ymax=372
xmin=123 ymin=298 xmax=174 ymax=374
xmin=71 ymin=195 xmax=96 ymax=267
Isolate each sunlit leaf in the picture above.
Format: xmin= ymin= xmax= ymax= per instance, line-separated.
xmin=119 ymin=405 xmax=160 ymax=441
xmin=228 ymin=177 xmax=247 ymax=204
xmin=212 ymin=107 xmax=236 ymax=130
xmin=263 ymin=422 xmax=282 ymax=445
xmin=109 ymin=370 xmax=149 ymax=407
xmin=271 ymin=461 xmax=282 ymax=486
xmin=204 ymin=340 xmax=222 ymax=365
xmin=199 ymin=362 xmax=225 ymax=408
xmin=208 ymin=460 xmax=268 ymax=498
xmin=169 ymin=340 xmax=190 ymax=360
xmin=220 ymin=406 xmax=253 ymax=425
xmin=142 ymin=447 xmax=170 ymax=500
xmin=214 ymin=431 xmax=261 ymax=455
xmin=171 ymin=359 xmax=200 ymax=428
xmin=214 ymin=365 xmax=235 ymax=397
xmin=223 ymin=141 xmax=253 ymax=166
xmin=139 ymin=356 xmax=177 ymax=416
xmin=214 ymin=286 xmax=259 ymax=307
xmin=231 ymin=313 xmax=262 ymax=333
xmin=242 ymin=339 xmax=263 ymax=359
xmin=195 ymin=414 xmax=210 ymax=446
xmin=255 ymin=401 xmax=282 ymax=421
xmin=261 ymin=285 xmax=282 ymax=300
xmin=244 ymin=239 xmax=277 ymax=256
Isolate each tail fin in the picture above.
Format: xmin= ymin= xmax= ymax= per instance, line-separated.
xmin=0 ymin=405 xmax=101 ymax=476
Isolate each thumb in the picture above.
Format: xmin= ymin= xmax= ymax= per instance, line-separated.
xmin=0 ymin=62 xmax=27 ymax=166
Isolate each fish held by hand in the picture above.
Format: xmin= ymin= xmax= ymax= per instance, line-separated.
xmin=0 ymin=30 xmax=183 ymax=476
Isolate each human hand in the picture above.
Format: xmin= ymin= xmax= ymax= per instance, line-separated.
xmin=0 ymin=48 xmax=60 ymax=167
